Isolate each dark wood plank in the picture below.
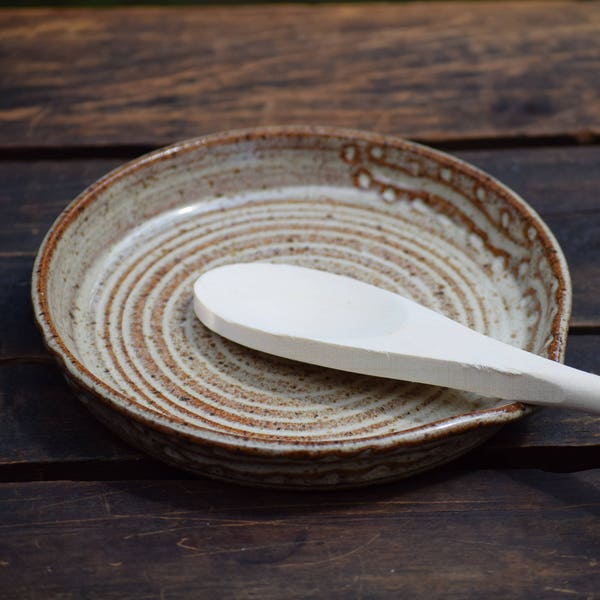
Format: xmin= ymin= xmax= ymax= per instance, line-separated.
xmin=2 ymin=149 xmax=598 ymax=257
xmin=480 ymin=335 xmax=600 ymax=467
xmin=0 ymin=471 xmax=598 ymax=599
xmin=0 ymin=257 xmax=42 ymax=358
xmin=0 ymin=362 xmax=140 ymax=467
xmin=1 ymin=151 xmax=599 ymax=471
xmin=496 ymin=335 xmax=600 ymax=447
xmin=1 ymin=3 xmax=599 ymax=148
xmin=2 ymin=148 xmax=600 ymax=365
xmin=457 ymin=147 xmax=600 ymax=217
xmin=0 ymin=159 xmax=123 ymax=257
xmin=0 ymin=159 xmax=123 ymax=359
xmin=1 ymin=333 xmax=598 ymax=472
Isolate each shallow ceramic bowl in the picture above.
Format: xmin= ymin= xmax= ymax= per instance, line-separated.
xmin=32 ymin=127 xmax=571 ymax=488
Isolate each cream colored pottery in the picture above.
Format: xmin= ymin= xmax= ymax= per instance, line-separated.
xmin=32 ymin=127 xmax=571 ymax=488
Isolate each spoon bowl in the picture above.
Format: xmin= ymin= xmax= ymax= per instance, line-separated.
xmin=32 ymin=126 xmax=571 ymax=487
xmin=196 ymin=263 xmax=598 ymax=414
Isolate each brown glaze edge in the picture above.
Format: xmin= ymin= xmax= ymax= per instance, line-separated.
xmin=31 ymin=126 xmax=571 ymax=459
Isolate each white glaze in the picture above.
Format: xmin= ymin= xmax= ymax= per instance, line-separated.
xmin=32 ymin=127 xmax=573 ymax=488
xmin=194 ymin=263 xmax=599 ymax=414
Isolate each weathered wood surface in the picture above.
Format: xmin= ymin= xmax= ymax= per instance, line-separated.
xmin=1 ymin=3 xmax=599 ymax=149
xmin=3 ymin=147 xmax=600 ymax=363
xmin=0 ymin=470 xmax=598 ymax=599
xmin=0 ymin=158 xmax=124 ymax=363
xmin=2 ymin=335 xmax=599 ymax=474
xmin=1 ymin=4 xmax=599 ymax=597
xmin=1 ymin=149 xmax=599 ymax=471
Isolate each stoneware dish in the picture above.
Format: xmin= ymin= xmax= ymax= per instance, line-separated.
xmin=32 ymin=126 xmax=571 ymax=489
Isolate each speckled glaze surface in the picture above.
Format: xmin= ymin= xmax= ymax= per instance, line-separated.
xmin=32 ymin=127 xmax=571 ymax=488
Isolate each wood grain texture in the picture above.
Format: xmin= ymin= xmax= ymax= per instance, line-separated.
xmin=0 ymin=150 xmax=599 ymax=471
xmin=2 ymin=334 xmax=598 ymax=472
xmin=0 ymin=362 xmax=139 ymax=467
xmin=0 ymin=3 xmax=599 ymax=148
xmin=2 ymin=147 xmax=600 ymax=364
xmin=0 ymin=159 xmax=123 ymax=359
xmin=0 ymin=471 xmax=598 ymax=599
xmin=1 ymin=3 xmax=598 ymax=591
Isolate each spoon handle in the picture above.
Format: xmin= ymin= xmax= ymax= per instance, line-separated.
xmin=412 ymin=331 xmax=600 ymax=413
xmin=194 ymin=263 xmax=600 ymax=415
xmin=538 ymin=360 xmax=600 ymax=413
xmin=304 ymin=325 xmax=600 ymax=414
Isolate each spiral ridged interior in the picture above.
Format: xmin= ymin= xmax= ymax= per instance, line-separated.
xmin=61 ymin=133 xmax=559 ymax=446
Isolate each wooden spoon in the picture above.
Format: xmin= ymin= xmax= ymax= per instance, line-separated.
xmin=193 ymin=263 xmax=600 ymax=414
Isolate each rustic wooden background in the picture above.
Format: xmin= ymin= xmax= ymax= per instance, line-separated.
xmin=1 ymin=3 xmax=599 ymax=598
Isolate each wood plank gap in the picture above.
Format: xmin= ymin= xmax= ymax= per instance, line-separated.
xmin=0 ymin=145 xmax=157 ymax=162
xmin=0 ymin=134 xmax=599 ymax=162
xmin=568 ymin=324 xmax=600 ymax=336
xmin=0 ymin=356 xmax=54 ymax=367
xmin=435 ymin=133 xmax=600 ymax=152
xmin=1 ymin=446 xmax=598 ymax=484
xmin=451 ymin=445 xmax=600 ymax=474
xmin=0 ymin=458 xmax=187 ymax=483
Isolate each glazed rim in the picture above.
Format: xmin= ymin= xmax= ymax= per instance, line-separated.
xmin=32 ymin=126 xmax=572 ymax=457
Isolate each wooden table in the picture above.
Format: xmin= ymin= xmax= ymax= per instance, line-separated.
xmin=1 ymin=3 xmax=599 ymax=598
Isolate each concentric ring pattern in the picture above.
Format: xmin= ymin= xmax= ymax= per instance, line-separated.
xmin=34 ymin=128 xmax=571 ymax=487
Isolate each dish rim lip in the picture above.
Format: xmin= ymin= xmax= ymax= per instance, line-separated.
xmin=31 ymin=125 xmax=572 ymax=458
